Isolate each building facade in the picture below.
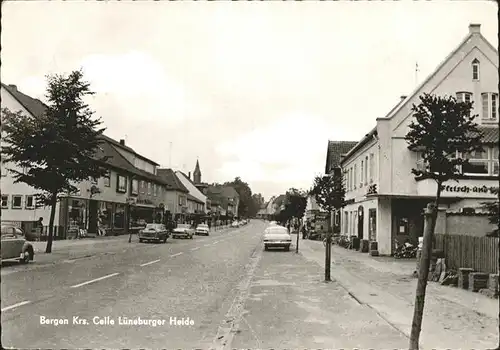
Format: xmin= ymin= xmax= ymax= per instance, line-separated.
xmin=339 ymin=24 xmax=499 ymax=256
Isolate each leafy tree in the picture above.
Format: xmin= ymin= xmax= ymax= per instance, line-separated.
xmin=1 ymin=70 xmax=108 ymax=253
xmin=404 ymin=93 xmax=483 ymax=350
xmin=481 ymin=188 xmax=499 ymax=238
xmin=224 ymin=177 xmax=254 ymax=218
xmin=310 ymin=172 xmax=346 ymax=281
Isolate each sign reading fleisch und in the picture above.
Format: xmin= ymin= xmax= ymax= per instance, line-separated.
xmin=417 ymin=178 xmax=498 ymax=198
xmin=440 ymin=184 xmax=499 ymax=195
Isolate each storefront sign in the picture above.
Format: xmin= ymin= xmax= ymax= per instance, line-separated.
xmin=136 ymin=198 xmax=154 ymax=205
xmin=440 ymin=185 xmax=499 ymax=194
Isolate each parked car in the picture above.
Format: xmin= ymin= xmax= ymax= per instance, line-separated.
xmin=195 ymin=224 xmax=210 ymax=236
xmin=172 ymin=224 xmax=195 ymax=239
xmin=1 ymin=225 xmax=35 ymax=263
xmin=138 ymin=223 xmax=169 ymax=243
xmin=231 ymin=221 xmax=240 ymax=228
xmin=263 ymin=225 xmax=292 ymax=251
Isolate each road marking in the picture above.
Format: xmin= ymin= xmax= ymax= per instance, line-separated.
xmin=1 ymin=300 xmax=31 ymax=312
xmin=170 ymin=252 xmax=183 ymax=257
xmin=140 ymin=259 xmax=161 ymax=267
xmin=191 ymin=247 xmax=200 ymax=251
xmin=70 ymin=273 xmax=120 ymax=288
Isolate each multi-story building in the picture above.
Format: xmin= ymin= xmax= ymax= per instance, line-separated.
xmin=324 ymin=140 xmax=358 ymax=231
xmin=157 ymin=168 xmax=189 ymax=221
xmin=339 ymin=23 xmax=498 ymax=256
xmin=1 ymin=83 xmax=170 ymax=237
xmin=207 ymin=185 xmax=240 ymax=219
xmin=175 ymin=171 xmax=207 ymax=216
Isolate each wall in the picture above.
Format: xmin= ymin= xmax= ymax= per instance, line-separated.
xmin=114 ymin=147 xmax=156 ymax=175
xmin=343 ymin=139 xmax=379 ymax=202
xmin=75 ymin=169 xmax=129 ymax=204
xmin=446 ymin=214 xmax=496 ymax=237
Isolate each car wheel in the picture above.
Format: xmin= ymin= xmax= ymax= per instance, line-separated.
xmin=264 ymin=245 xmax=269 ymax=251
xmin=139 ymin=238 xmax=144 ymax=243
xmin=163 ymin=237 xmax=167 ymax=243
xmin=284 ymin=245 xmax=290 ymax=252
xmin=20 ymin=249 xmax=31 ymax=264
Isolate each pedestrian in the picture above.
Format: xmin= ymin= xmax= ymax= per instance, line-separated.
xmin=37 ymin=217 xmax=44 ymax=241
xmin=302 ymin=225 xmax=307 ymax=239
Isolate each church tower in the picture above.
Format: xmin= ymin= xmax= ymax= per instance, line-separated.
xmin=193 ymin=159 xmax=201 ymax=184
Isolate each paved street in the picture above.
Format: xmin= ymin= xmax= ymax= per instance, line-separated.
xmin=2 ymin=221 xmax=497 ymax=349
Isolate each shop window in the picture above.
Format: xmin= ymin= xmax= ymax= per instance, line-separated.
xmin=12 ymin=195 xmax=22 ymax=209
xmin=482 ymin=93 xmax=499 ymax=121
xmin=472 ymin=59 xmax=479 ymax=81
xmin=104 ymin=171 xmax=111 ymax=187
xmin=1 ymin=195 xmax=8 ymax=209
xmin=25 ymin=195 xmax=34 ymax=209
xmin=456 ymin=92 xmax=472 ymax=104
xmin=462 ymin=149 xmax=489 ymax=175
xmin=131 ymin=179 xmax=139 ymax=195
xmin=117 ymin=175 xmax=127 ymax=193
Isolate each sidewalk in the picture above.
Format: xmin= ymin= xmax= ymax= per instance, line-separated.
xmin=297 ymin=235 xmax=497 ymax=350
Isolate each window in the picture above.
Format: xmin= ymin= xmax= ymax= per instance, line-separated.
xmin=12 ymin=195 xmax=22 ymax=209
xmin=104 ymin=171 xmax=111 ymax=187
xmin=131 ymin=179 xmax=139 ymax=195
xmin=1 ymin=195 xmax=8 ymax=208
xmin=456 ymin=92 xmax=472 ymax=104
xmin=359 ymin=160 xmax=365 ymax=187
xmin=25 ymin=195 xmax=34 ymax=209
xmin=91 ymin=177 xmax=98 ymax=185
xmin=364 ymin=156 xmax=369 ymax=185
xmin=472 ymin=59 xmax=480 ymax=80
xmin=154 ymin=184 xmax=158 ymax=197
xmin=353 ymin=164 xmax=357 ymax=189
xmin=462 ymin=150 xmax=489 ymax=175
xmin=369 ymin=153 xmax=374 ymax=183
xmin=117 ymin=175 xmax=127 ymax=193
xmin=140 ymin=180 xmax=145 ymax=193
xmin=147 ymin=182 xmax=152 ymax=195
xmin=492 ymin=148 xmax=499 ymax=176
xmin=482 ymin=93 xmax=499 ymax=120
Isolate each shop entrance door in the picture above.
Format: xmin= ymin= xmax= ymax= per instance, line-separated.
xmin=357 ymin=206 xmax=364 ymax=239
xmin=88 ymin=200 xmax=98 ymax=234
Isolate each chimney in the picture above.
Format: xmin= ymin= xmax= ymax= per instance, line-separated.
xmin=469 ymin=23 xmax=481 ymax=34
xmin=119 ymin=139 xmax=125 ymax=146
xmin=400 ymin=95 xmax=407 ymax=101
xmin=188 ymin=172 xmax=191 ymax=179
xmin=8 ymin=84 xmax=17 ymax=91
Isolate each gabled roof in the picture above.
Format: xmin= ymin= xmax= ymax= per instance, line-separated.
xmin=157 ymin=168 xmax=189 ymax=192
xmin=175 ymin=171 xmax=207 ymax=203
xmin=187 ymin=193 xmax=204 ymax=205
xmin=325 ymin=141 xmax=358 ymax=174
xmin=95 ymin=140 xmax=168 ymax=185
xmin=1 ymin=83 xmax=47 ymax=117
xmin=101 ymin=134 xmax=160 ymax=166
xmin=385 ymin=25 xmax=498 ymax=122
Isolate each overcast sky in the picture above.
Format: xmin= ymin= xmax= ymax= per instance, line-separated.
xmin=2 ymin=1 xmax=497 ymax=201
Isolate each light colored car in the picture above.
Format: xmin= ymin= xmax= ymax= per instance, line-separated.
xmin=231 ymin=221 xmax=240 ymax=228
xmin=138 ymin=223 xmax=169 ymax=243
xmin=172 ymin=224 xmax=195 ymax=239
xmin=263 ymin=226 xmax=292 ymax=251
xmin=1 ymin=225 xmax=35 ymax=263
xmin=269 ymin=221 xmax=277 ymax=226
xmin=195 ymin=224 xmax=210 ymax=236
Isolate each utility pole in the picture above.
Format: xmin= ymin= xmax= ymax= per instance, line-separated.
xmin=325 ymin=211 xmax=332 ymax=282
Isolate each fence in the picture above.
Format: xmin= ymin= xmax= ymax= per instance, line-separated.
xmin=434 ymin=233 xmax=499 ymax=274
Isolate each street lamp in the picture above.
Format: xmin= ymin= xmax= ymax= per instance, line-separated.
xmin=127 ymin=197 xmax=135 ymax=243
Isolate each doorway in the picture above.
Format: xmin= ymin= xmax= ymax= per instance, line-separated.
xmin=88 ymin=199 xmax=99 ymax=234
xmin=357 ymin=205 xmax=364 ymax=239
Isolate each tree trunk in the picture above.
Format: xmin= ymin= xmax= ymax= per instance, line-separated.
xmin=296 ymin=218 xmax=300 ymax=253
xmin=409 ymin=183 xmax=441 ymax=349
xmin=325 ymin=211 xmax=332 ymax=281
xmin=45 ymin=193 xmax=58 ymax=254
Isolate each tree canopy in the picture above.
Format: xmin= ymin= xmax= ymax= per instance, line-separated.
xmin=309 ymin=173 xmax=346 ymax=213
xmin=404 ymin=93 xmax=484 ymax=184
xmin=1 ymin=69 xmax=108 ymax=252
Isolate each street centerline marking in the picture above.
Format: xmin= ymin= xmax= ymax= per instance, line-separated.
xmin=170 ymin=252 xmax=183 ymax=257
xmin=70 ymin=273 xmax=120 ymax=288
xmin=140 ymin=259 xmax=161 ymax=267
xmin=191 ymin=247 xmax=200 ymax=251
xmin=1 ymin=300 xmax=31 ymax=312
